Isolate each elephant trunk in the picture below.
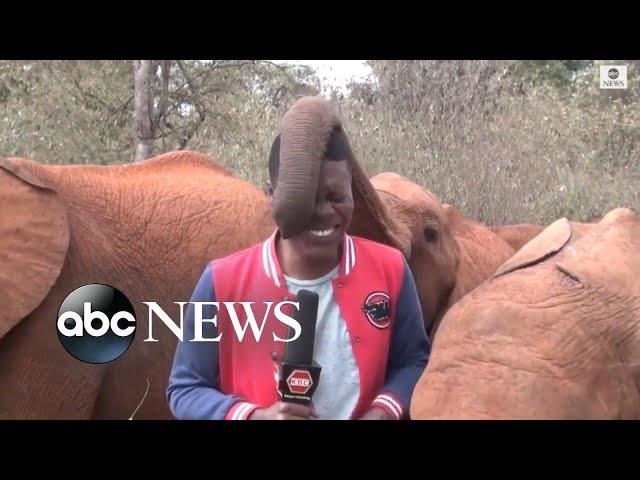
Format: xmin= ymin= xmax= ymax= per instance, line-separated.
xmin=272 ymin=96 xmax=342 ymax=239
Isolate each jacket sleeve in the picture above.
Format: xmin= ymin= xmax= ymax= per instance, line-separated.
xmin=166 ymin=262 xmax=259 ymax=420
xmin=369 ymin=257 xmax=431 ymax=419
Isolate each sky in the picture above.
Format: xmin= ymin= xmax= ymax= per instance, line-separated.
xmin=272 ymin=60 xmax=374 ymax=93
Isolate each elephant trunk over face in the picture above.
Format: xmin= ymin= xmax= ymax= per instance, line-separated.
xmin=272 ymin=96 xmax=343 ymax=239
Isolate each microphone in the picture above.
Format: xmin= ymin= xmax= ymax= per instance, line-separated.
xmin=275 ymin=289 xmax=322 ymax=406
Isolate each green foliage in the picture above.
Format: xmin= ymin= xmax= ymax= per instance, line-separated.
xmin=0 ymin=60 xmax=318 ymax=168
xmin=344 ymin=60 xmax=638 ymax=224
xmin=0 ymin=60 xmax=133 ymax=164
xmin=507 ymin=60 xmax=594 ymax=90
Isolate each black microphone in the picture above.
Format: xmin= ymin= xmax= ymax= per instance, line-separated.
xmin=275 ymin=289 xmax=322 ymax=406
xmin=283 ymin=289 xmax=318 ymax=365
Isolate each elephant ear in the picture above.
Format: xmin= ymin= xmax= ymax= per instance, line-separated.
xmin=493 ymin=217 xmax=571 ymax=278
xmin=347 ymin=160 xmax=412 ymax=258
xmin=0 ymin=157 xmax=70 ymax=339
xmin=554 ymin=208 xmax=640 ymax=297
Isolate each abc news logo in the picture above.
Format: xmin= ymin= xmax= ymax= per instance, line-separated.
xmin=600 ymin=65 xmax=627 ymax=89
xmin=56 ymin=284 xmax=304 ymax=364
xmin=56 ymin=284 xmax=137 ymax=364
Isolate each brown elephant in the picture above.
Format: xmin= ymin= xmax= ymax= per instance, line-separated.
xmin=368 ymin=172 xmax=515 ymax=339
xmin=410 ymin=207 xmax=640 ymax=419
xmin=0 ymin=151 xmax=276 ymax=419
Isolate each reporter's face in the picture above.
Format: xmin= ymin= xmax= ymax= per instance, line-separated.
xmin=284 ymin=160 xmax=353 ymax=264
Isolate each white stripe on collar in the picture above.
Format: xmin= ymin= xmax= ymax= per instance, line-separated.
xmin=348 ymin=235 xmax=356 ymax=271
xmin=262 ymin=233 xmax=357 ymax=287
xmin=262 ymin=239 xmax=271 ymax=279
xmin=345 ymin=235 xmax=351 ymax=275
xmin=345 ymin=235 xmax=356 ymax=275
xmin=266 ymin=237 xmax=281 ymax=287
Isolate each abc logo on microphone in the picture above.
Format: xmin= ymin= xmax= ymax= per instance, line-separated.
xmin=56 ymin=284 xmax=136 ymax=364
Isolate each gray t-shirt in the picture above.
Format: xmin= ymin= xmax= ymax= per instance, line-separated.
xmin=284 ymin=265 xmax=361 ymax=420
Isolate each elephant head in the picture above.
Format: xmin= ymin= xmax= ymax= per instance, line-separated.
xmin=364 ymin=173 xmax=459 ymax=336
xmin=367 ymin=173 xmax=515 ymax=339
xmin=410 ymin=208 xmax=640 ymax=419
xmin=0 ymin=151 xmax=275 ymax=419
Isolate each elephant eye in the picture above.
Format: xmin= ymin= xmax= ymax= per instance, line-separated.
xmin=423 ymin=225 xmax=439 ymax=243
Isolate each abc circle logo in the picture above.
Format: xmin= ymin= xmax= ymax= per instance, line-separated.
xmin=608 ymin=68 xmax=619 ymax=79
xmin=56 ymin=284 xmax=136 ymax=364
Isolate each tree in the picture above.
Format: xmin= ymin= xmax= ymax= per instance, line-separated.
xmin=507 ymin=60 xmax=594 ymax=90
xmin=132 ymin=60 xmax=171 ymax=161
xmin=133 ymin=60 xmax=153 ymax=161
xmin=0 ymin=60 xmax=134 ymax=164
xmin=0 ymin=60 xmax=321 ymax=174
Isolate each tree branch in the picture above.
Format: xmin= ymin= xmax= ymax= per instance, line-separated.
xmin=175 ymin=60 xmax=208 ymax=149
xmin=172 ymin=60 xmax=258 ymax=93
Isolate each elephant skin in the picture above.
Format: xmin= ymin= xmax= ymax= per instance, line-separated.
xmin=410 ymin=208 xmax=640 ymax=419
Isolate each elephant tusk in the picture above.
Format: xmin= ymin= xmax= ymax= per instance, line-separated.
xmin=128 ymin=378 xmax=151 ymax=420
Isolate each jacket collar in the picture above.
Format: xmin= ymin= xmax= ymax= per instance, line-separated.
xmin=261 ymin=228 xmax=356 ymax=288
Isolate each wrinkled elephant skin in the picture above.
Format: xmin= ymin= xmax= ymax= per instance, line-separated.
xmin=411 ymin=208 xmax=640 ymax=419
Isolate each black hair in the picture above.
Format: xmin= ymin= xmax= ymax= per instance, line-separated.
xmin=268 ymin=127 xmax=354 ymax=188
